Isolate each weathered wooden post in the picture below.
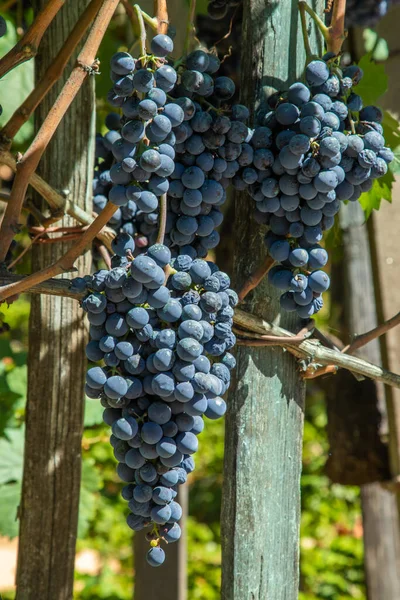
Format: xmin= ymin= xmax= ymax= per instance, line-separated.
xmin=326 ymin=201 xmax=400 ymax=599
xmin=16 ymin=2 xmax=94 ymax=598
xmin=221 ymin=1 xmax=323 ymax=598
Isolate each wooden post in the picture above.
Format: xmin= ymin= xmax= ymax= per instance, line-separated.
xmin=335 ymin=202 xmax=400 ymax=599
xmin=221 ymin=1 xmax=323 ymax=598
xmin=16 ymin=2 xmax=94 ymax=599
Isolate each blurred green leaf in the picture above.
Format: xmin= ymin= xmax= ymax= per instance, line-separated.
xmin=356 ymin=53 xmax=387 ymax=105
xmin=84 ymin=397 xmax=104 ymax=428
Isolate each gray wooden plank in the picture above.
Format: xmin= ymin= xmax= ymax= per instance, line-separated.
xmin=16 ymin=3 xmax=94 ymax=598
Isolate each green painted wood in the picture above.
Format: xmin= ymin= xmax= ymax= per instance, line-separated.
xmin=16 ymin=3 xmax=94 ymax=599
xmin=221 ymin=1 xmax=323 ymax=598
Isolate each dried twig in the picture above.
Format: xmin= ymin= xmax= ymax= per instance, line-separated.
xmin=233 ymin=308 xmax=400 ymax=388
xmin=7 ymin=232 xmax=44 ymax=269
xmin=237 ymin=255 xmax=275 ymax=302
xmin=154 ymin=0 xmax=169 ymax=34
xmin=0 ymin=202 xmax=118 ymax=301
xmin=0 ymin=0 xmax=119 ymax=264
xmin=2 ymin=279 xmax=400 ymax=389
xmin=345 ymin=310 xmax=400 ymax=355
xmin=0 ymin=0 xmax=65 ymax=80
xmin=0 ymin=0 xmax=103 ymax=143
xmin=0 ymin=148 xmax=115 ymax=251
xmin=328 ymin=0 xmax=347 ymax=55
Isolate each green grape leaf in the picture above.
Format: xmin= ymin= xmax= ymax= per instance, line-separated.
xmin=0 ymin=426 xmax=24 ymax=484
xmin=356 ymin=53 xmax=388 ymax=106
xmin=359 ymin=176 xmax=392 ymax=219
xmin=0 ymin=481 xmax=21 ymax=538
xmin=78 ymin=457 xmax=102 ymax=538
xmin=84 ymin=396 xmax=104 ymax=427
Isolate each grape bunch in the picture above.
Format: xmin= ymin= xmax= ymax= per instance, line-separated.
xmin=75 ymin=239 xmax=237 ymax=566
xmin=94 ymin=36 xmax=253 ymax=258
xmin=234 ymin=56 xmax=393 ymax=318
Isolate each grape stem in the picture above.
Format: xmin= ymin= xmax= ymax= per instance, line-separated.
xmin=298 ymin=1 xmax=317 ymax=64
xmin=0 ymin=149 xmax=115 ymax=250
xmin=183 ymin=0 xmax=197 ymax=57
xmin=156 ymin=193 xmax=167 ymax=245
xmin=298 ymin=0 xmax=347 ymax=56
xmin=0 ymin=0 xmax=104 ymax=145
xmin=0 ymin=202 xmax=119 ymax=301
xmin=237 ymin=255 xmax=276 ymax=302
xmin=0 ymin=0 xmax=65 ymax=80
xmin=134 ymin=4 xmax=148 ymax=57
xmin=123 ymin=1 xmax=158 ymax=32
xmin=0 ymin=0 xmax=120 ymax=265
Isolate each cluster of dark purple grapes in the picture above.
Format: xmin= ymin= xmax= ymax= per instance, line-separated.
xmin=235 ymin=56 xmax=393 ymax=318
xmin=93 ymin=35 xmax=254 ymax=258
xmin=74 ymin=237 xmax=237 ymax=566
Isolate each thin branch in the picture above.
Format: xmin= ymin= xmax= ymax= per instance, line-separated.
xmin=0 ymin=274 xmax=85 ymax=300
xmin=345 ymin=310 xmax=400 ymax=356
xmin=233 ymin=308 xmax=400 ymax=389
xmin=0 ymin=0 xmax=120 ymax=264
xmin=0 ymin=203 xmax=118 ymax=301
xmin=328 ymin=0 xmax=347 ymax=55
xmin=122 ymin=1 xmax=157 ymax=32
xmin=156 ymin=193 xmax=167 ymax=244
xmin=0 ymin=0 xmax=103 ymax=143
xmin=2 ymin=275 xmax=400 ymax=389
xmin=0 ymin=0 xmax=65 ymax=80
xmin=312 ymin=327 xmax=343 ymax=351
xmin=154 ymin=0 xmax=168 ymax=34
xmin=7 ymin=232 xmax=44 ymax=269
xmin=134 ymin=4 xmax=147 ymax=57
xmin=237 ymin=255 xmax=275 ymax=303
xmin=183 ymin=0 xmax=196 ymax=56
xmin=0 ymin=150 xmax=115 ymax=251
